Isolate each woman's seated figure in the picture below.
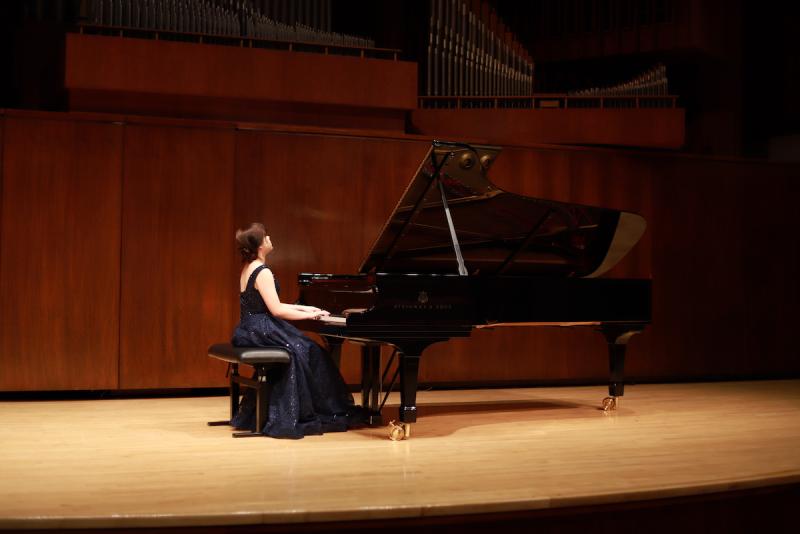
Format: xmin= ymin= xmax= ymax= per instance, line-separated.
xmin=231 ymin=222 xmax=365 ymax=438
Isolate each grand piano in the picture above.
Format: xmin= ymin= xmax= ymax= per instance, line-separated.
xmin=297 ymin=141 xmax=651 ymax=440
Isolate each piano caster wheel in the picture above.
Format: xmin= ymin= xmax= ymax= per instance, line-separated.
xmin=388 ymin=420 xmax=411 ymax=441
xmin=602 ymin=396 xmax=618 ymax=411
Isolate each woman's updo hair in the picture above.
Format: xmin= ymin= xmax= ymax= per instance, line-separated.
xmin=235 ymin=223 xmax=266 ymax=262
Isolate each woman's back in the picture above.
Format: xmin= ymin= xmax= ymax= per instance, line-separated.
xmin=239 ymin=264 xmax=271 ymax=318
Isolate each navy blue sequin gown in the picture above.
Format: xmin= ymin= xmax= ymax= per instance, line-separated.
xmin=230 ymin=264 xmax=365 ymax=438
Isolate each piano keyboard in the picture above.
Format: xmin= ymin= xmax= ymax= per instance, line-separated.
xmin=321 ymin=315 xmax=347 ymax=325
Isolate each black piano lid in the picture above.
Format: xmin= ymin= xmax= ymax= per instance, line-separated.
xmin=358 ymin=142 xmax=647 ymax=278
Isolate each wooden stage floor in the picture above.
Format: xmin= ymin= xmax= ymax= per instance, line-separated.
xmin=1 ymin=380 xmax=799 ymax=530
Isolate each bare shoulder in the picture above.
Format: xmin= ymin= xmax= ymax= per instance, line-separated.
xmin=254 ymin=266 xmax=274 ymax=289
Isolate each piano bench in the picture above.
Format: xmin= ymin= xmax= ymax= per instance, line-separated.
xmin=206 ymin=343 xmax=291 ymax=438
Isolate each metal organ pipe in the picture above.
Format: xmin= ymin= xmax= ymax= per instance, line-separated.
xmin=423 ymin=1 xmax=535 ymax=102
xmin=85 ymin=0 xmax=367 ymax=48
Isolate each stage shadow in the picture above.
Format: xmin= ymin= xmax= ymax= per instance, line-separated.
xmin=418 ymin=398 xmax=584 ymax=415
xmin=352 ymin=397 xmax=610 ymax=440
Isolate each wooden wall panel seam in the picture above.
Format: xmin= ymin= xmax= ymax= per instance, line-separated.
xmin=117 ymin=123 xmax=127 ymax=390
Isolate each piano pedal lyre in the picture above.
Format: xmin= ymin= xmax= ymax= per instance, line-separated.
xmin=602 ymin=396 xmax=619 ymax=412
xmin=388 ymin=420 xmax=411 ymax=441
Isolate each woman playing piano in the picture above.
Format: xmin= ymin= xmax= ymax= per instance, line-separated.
xmin=230 ymin=222 xmax=365 ymax=438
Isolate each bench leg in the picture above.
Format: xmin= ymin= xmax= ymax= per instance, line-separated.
xmin=207 ymin=362 xmax=277 ymax=438
xmin=233 ymin=366 xmax=273 ymax=438
xmin=256 ymin=367 xmax=269 ymax=433
xmin=230 ymin=363 xmax=240 ymax=421
xmin=207 ymin=363 xmax=239 ymax=426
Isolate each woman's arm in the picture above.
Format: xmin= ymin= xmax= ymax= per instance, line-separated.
xmin=291 ymin=304 xmax=323 ymax=313
xmin=255 ymin=268 xmax=328 ymax=320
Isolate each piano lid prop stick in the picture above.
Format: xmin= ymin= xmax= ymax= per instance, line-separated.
xmin=435 ymin=161 xmax=468 ymax=276
xmin=431 ymin=148 xmax=468 ymax=276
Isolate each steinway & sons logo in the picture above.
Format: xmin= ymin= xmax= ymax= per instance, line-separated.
xmin=392 ymin=291 xmax=452 ymax=311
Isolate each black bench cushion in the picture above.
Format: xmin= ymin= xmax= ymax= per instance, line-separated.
xmin=208 ymin=343 xmax=291 ymax=365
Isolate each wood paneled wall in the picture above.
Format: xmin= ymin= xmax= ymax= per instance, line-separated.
xmin=0 ymin=115 xmax=4 ymax=385
xmin=0 ymin=115 xmax=122 ymax=390
xmin=119 ymin=124 xmax=237 ymax=388
xmin=65 ymin=34 xmax=417 ymax=110
xmin=0 ymin=110 xmax=797 ymax=391
xmin=648 ymin=157 xmax=800 ymax=379
xmin=64 ymin=34 xmax=416 ymax=131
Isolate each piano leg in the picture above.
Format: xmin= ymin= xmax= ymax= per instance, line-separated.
xmin=399 ymin=352 xmax=421 ymax=425
xmin=387 ymin=352 xmax=420 ymax=441
xmin=600 ymin=325 xmax=644 ymax=411
xmin=327 ymin=337 xmax=343 ymax=369
xmin=359 ymin=342 xmax=383 ymax=425
xmin=387 ymin=342 xmax=433 ymax=440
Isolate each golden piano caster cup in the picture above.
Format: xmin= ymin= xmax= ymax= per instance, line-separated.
xmin=602 ymin=396 xmax=619 ymax=412
xmin=388 ymin=420 xmax=411 ymax=441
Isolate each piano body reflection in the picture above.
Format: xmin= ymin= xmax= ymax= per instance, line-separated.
xmin=297 ymin=141 xmax=651 ymax=440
